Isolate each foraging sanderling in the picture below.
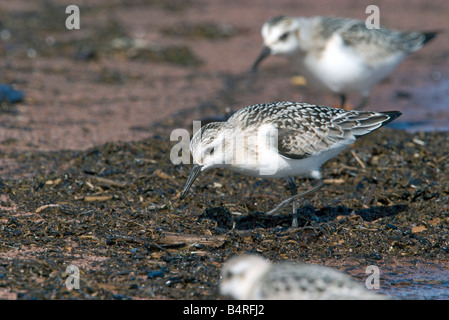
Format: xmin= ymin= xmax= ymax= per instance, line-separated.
xmin=251 ymin=15 xmax=438 ymax=108
xmin=220 ymin=254 xmax=389 ymax=300
xmin=180 ymin=101 xmax=400 ymax=226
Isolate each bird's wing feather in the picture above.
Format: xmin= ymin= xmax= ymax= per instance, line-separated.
xmin=336 ymin=20 xmax=427 ymax=64
xmin=274 ymin=104 xmax=397 ymax=159
xmin=228 ymin=102 xmax=399 ymax=161
xmin=277 ymin=124 xmax=346 ymax=159
xmin=296 ymin=16 xmax=432 ymax=66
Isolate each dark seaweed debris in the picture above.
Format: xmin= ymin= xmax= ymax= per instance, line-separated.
xmin=1 ymin=129 xmax=448 ymax=299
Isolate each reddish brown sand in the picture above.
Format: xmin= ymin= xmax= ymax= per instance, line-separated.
xmin=0 ymin=0 xmax=448 ymax=155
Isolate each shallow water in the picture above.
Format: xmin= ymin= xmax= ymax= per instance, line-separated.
xmin=385 ymin=274 xmax=449 ymax=300
xmin=380 ymin=265 xmax=449 ymax=300
xmin=390 ymin=77 xmax=449 ymax=133
xmin=381 ymin=78 xmax=449 ymax=300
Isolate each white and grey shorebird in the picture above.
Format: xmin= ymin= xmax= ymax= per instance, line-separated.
xmin=251 ymin=15 xmax=438 ymax=108
xmin=180 ymin=101 xmax=401 ymax=227
xmin=220 ymin=254 xmax=390 ymax=300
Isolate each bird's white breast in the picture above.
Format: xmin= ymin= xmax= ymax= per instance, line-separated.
xmin=301 ymin=34 xmax=405 ymax=95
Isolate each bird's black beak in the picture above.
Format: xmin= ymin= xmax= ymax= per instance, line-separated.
xmin=180 ymin=164 xmax=202 ymax=200
xmin=250 ymin=46 xmax=271 ymax=72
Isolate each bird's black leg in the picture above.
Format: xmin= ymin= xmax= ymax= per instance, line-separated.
xmin=340 ymin=94 xmax=346 ymax=108
xmin=266 ymin=179 xmax=324 ymax=228
xmin=287 ymin=178 xmax=299 ymax=227
xmin=287 ymin=177 xmax=298 ymax=196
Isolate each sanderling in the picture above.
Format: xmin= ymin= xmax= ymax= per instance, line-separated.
xmin=251 ymin=15 xmax=438 ymax=108
xmin=180 ymin=101 xmax=400 ymax=226
xmin=220 ymin=254 xmax=389 ymax=300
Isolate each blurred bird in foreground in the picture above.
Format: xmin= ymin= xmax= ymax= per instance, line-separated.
xmin=220 ymin=254 xmax=391 ymax=300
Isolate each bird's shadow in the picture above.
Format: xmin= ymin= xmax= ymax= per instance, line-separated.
xmin=198 ymin=203 xmax=408 ymax=231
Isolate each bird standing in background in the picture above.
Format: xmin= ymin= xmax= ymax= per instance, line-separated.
xmin=251 ymin=15 xmax=438 ymax=109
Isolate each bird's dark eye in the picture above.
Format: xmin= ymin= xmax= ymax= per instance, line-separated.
xmin=279 ymin=32 xmax=289 ymax=41
xmin=209 ymin=147 xmax=215 ymax=155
